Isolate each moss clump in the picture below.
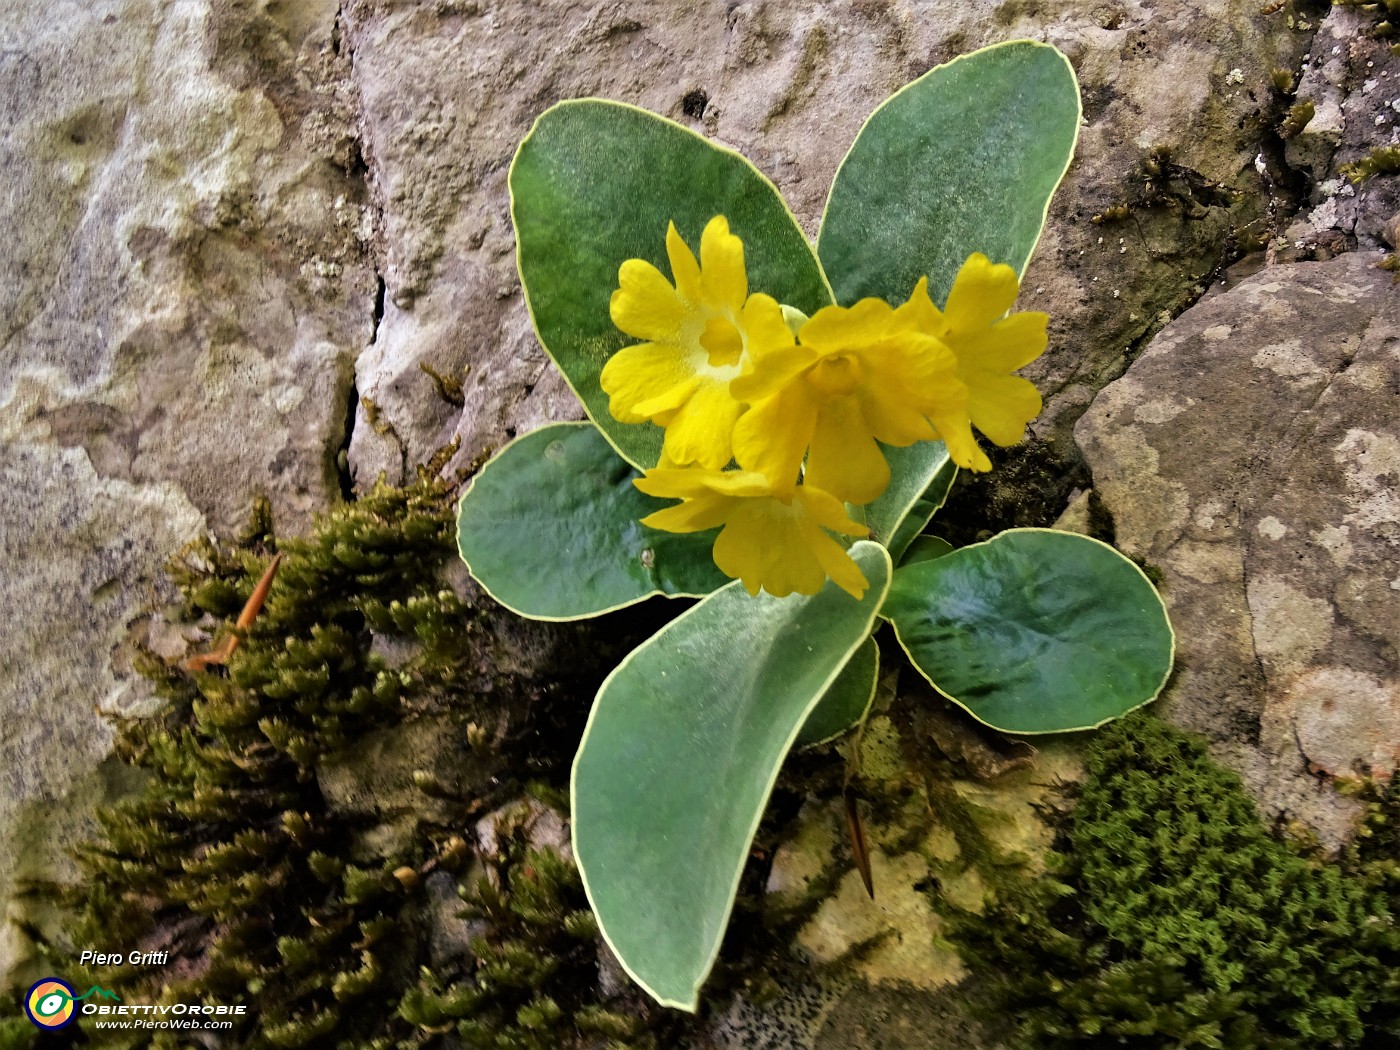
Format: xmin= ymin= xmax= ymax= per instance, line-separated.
xmin=0 ymin=1017 xmax=38 ymax=1050
xmin=1341 ymin=145 xmax=1400 ymax=182
xmin=1279 ymin=98 xmax=1316 ymax=139
xmin=398 ymin=827 xmax=665 ymax=1049
xmin=15 ymin=461 xmax=666 ymax=1049
xmin=952 ymin=715 xmax=1400 ymax=1048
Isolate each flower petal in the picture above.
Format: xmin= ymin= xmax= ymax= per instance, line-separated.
xmin=855 ymin=335 xmax=956 ymax=445
xmin=967 ymin=373 xmax=1042 ymax=447
xmin=795 ymin=484 xmax=869 ymax=537
xmin=666 ymin=221 xmax=702 ymax=302
xmin=610 ymin=259 xmax=689 ymax=342
xmin=942 ymin=253 xmax=1020 ymax=334
xmin=804 ymin=398 xmax=890 ymax=505
xmin=893 ymin=276 xmax=946 ymax=337
xmin=661 ymin=378 xmax=744 ymax=469
xmin=732 ymin=386 xmax=816 ymax=489
xmin=699 ymin=216 xmax=746 ymax=313
xmin=958 ymin=311 xmax=1049 ymax=373
xmin=601 ymin=342 xmax=701 ymax=424
xmin=717 ymin=499 xmax=829 ymax=598
xmin=798 ymin=297 xmax=896 ymax=352
xmin=927 ymin=409 xmax=991 ymax=473
xmin=797 ymin=513 xmax=869 ymax=600
xmin=693 ymin=468 xmax=778 ymax=498
xmin=634 ymin=467 xmax=714 ymax=500
xmin=639 ymin=497 xmax=732 ymax=534
xmin=731 ymin=344 xmax=814 ymax=403
xmin=740 ymin=293 xmax=798 ymax=358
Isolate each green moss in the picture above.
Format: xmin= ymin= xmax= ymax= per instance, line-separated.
xmin=1279 ymin=98 xmax=1315 ymax=139
xmin=397 ymin=830 xmax=667 ymax=1050
xmin=950 ymin=715 xmax=1400 ymax=1048
xmin=21 ymin=465 xmax=669 ymax=1049
xmin=418 ymin=361 xmax=466 ymax=407
xmin=1341 ymin=145 xmax=1400 ymax=182
xmin=0 ymin=1017 xmax=38 ymax=1050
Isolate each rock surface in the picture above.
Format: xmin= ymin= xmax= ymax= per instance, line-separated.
xmin=0 ymin=0 xmax=373 ymax=979
xmin=1283 ymin=4 xmax=1400 ymax=253
xmin=0 ymin=444 xmax=204 ymax=978
xmin=1076 ymin=250 xmax=1400 ymax=848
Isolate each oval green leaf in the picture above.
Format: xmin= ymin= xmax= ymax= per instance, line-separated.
xmin=511 ymin=100 xmax=833 ymax=470
xmin=457 ymin=423 xmax=727 ymax=620
xmin=817 ymin=41 xmax=1080 ymax=548
xmin=817 ymin=40 xmax=1080 ymax=306
xmin=883 ymin=529 xmax=1174 ymax=734
xmin=572 ymin=542 xmax=893 ymax=1011
xmin=795 ymin=636 xmax=879 ymax=748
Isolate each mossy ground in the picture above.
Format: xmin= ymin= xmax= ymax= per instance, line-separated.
xmin=948 ymin=714 xmax=1400 ymax=1048
xmin=1 ymin=456 xmax=679 ymax=1050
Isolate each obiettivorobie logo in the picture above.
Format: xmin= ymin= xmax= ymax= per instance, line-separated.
xmin=24 ymin=978 xmax=121 ymax=1029
xmin=21 ymin=974 xmax=247 ymax=1032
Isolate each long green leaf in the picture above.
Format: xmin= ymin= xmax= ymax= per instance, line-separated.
xmin=511 ymin=100 xmax=833 ymax=470
xmin=817 ymin=41 xmax=1080 ymax=552
xmin=879 ymin=449 xmax=957 ymax=562
xmin=456 ymin=423 xmax=726 ymax=620
xmin=572 ymin=542 xmax=893 ymax=1010
xmin=883 ymin=529 xmax=1174 ymax=734
xmin=795 ymin=636 xmax=879 ymax=748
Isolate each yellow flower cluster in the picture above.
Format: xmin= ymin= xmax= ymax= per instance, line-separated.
xmin=600 ymin=216 xmax=1047 ymax=600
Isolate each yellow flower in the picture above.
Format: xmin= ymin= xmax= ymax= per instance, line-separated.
xmin=601 ymin=216 xmax=794 ymax=469
xmin=730 ymin=298 xmax=966 ymax=504
xmin=900 ymin=253 xmax=1048 ymax=473
xmin=635 ymin=467 xmax=870 ymax=600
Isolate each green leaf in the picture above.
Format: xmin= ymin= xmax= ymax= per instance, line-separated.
xmin=884 ymin=529 xmax=1173 ymax=734
xmin=818 ymin=41 xmax=1080 ymax=552
xmin=879 ymin=450 xmax=957 ymax=562
xmin=795 ymin=637 xmax=879 ymax=748
xmin=456 ymin=423 xmax=727 ymax=620
xmin=511 ymin=100 xmax=833 ymax=470
xmin=817 ymin=40 xmax=1080 ymax=305
xmin=572 ymin=542 xmax=893 ymax=1010
xmin=899 ymin=535 xmax=955 ymax=567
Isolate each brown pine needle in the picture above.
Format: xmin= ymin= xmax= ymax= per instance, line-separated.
xmin=844 ymin=784 xmax=874 ymax=900
xmin=180 ymin=553 xmax=282 ymax=672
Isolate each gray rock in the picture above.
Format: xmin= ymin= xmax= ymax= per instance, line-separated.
xmin=1076 ymin=251 xmax=1399 ymax=848
xmin=318 ymin=713 xmax=501 ymax=861
xmin=423 ymin=869 xmax=486 ymax=969
xmin=0 ymin=0 xmax=373 ymax=983
xmin=1285 ymin=5 xmax=1400 ymax=253
xmin=0 ymin=443 xmax=203 ymax=978
xmin=473 ymin=796 xmax=572 ymax=862
xmin=1 ymin=0 xmax=375 ymax=535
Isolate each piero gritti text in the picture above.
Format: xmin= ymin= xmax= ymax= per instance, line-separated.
xmin=79 ymin=950 xmax=170 ymax=966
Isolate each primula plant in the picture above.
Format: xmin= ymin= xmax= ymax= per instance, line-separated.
xmin=457 ymin=41 xmax=1175 ymax=1011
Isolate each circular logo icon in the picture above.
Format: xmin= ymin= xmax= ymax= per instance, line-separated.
xmin=25 ymin=977 xmax=77 ymax=1029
